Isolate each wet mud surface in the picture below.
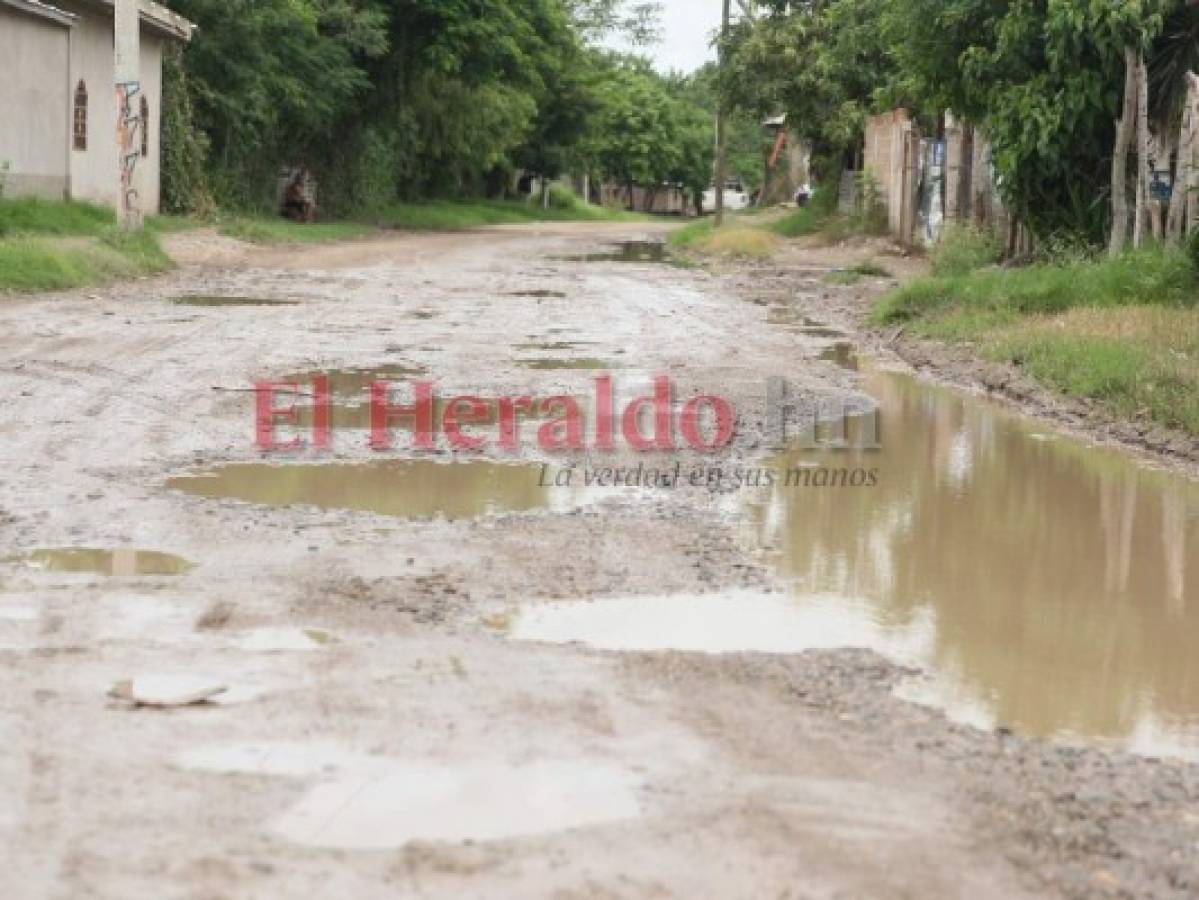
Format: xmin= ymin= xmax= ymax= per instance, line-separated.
xmin=0 ymin=222 xmax=1196 ymax=898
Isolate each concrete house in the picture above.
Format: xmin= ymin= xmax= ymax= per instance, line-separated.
xmin=0 ymin=0 xmax=193 ymax=213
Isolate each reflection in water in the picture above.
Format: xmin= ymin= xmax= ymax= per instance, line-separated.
xmin=8 ymin=548 xmax=193 ymax=576
xmin=168 ymin=460 xmax=587 ymax=521
xmin=747 ymin=370 xmax=1199 ymax=755
xmin=565 ymin=241 xmax=668 ymax=263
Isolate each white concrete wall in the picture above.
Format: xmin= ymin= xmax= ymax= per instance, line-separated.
xmin=56 ymin=0 xmax=166 ymax=213
xmin=0 ymin=7 xmax=72 ymax=200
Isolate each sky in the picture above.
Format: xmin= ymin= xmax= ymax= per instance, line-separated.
xmin=605 ymin=0 xmax=722 ymax=75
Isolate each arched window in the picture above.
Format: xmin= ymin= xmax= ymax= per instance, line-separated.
xmin=73 ymin=80 xmax=87 ymax=151
xmin=140 ymin=95 xmax=149 ymax=157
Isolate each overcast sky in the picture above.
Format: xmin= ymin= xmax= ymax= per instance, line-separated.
xmin=604 ymin=0 xmax=722 ymax=75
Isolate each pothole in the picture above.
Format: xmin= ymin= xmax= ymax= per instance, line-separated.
xmin=167 ymin=460 xmax=592 ymax=521
xmin=503 ymin=591 xmax=929 ymax=658
xmin=6 ymin=548 xmax=194 ymax=576
xmin=563 ymin=240 xmax=668 ymax=263
xmin=177 ymin=743 xmax=643 ymax=849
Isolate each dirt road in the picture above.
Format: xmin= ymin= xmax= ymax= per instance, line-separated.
xmin=1 ymin=222 xmax=1197 ymax=899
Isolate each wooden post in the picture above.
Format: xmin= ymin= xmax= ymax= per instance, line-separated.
xmin=713 ymin=0 xmax=731 ymax=228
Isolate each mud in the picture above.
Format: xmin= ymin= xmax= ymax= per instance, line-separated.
xmin=0 ymin=220 xmax=1196 ymax=899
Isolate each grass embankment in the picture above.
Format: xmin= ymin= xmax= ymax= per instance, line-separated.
xmin=875 ymin=227 xmax=1199 ymax=435
xmin=372 ymin=194 xmax=642 ymax=231
xmin=0 ymin=198 xmax=171 ymax=292
xmin=217 ymin=187 xmax=641 ymax=243
xmin=218 ymin=216 xmax=373 ymax=244
xmin=667 ymin=204 xmax=831 ymax=259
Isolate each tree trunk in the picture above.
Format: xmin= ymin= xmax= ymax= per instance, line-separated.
xmin=1188 ymin=74 xmax=1199 ymax=237
xmin=1167 ymin=103 xmax=1190 ymax=244
xmin=1135 ymin=54 xmax=1152 ymax=247
xmin=1110 ymin=48 xmax=1138 ymax=255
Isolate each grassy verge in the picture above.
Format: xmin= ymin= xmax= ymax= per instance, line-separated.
xmin=218 ymin=216 xmax=374 ymax=245
xmin=372 ymin=196 xmax=642 ymax=231
xmin=668 ymin=201 xmax=835 ymax=259
xmin=0 ymin=197 xmax=171 ymax=292
xmin=874 ymin=239 xmax=1199 ymax=435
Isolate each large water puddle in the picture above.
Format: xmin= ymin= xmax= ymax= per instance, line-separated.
xmin=167 ymin=460 xmax=589 ymax=521
xmin=751 ymin=369 xmax=1199 ymax=755
xmin=178 ymin=742 xmax=642 ymax=849
xmin=512 ymin=368 xmax=1199 ymax=758
xmin=6 ymin=548 xmax=194 ymax=576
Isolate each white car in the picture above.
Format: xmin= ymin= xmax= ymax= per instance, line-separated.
xmin=703 ymin=182 xmax=750 ymax=214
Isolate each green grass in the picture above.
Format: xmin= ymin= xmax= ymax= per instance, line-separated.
xmin=873 ymin=247 xmax=1199 ymax=435
xmin=929 ymin=224 xmax=1002 ymax=277
xmin=0 ymin=197 xmax=115 ymax=237
xmin=0 ymin=197 xmax=171 ymax=292
xmin=218 ymin=216 xmax=374 ymax=245
xmin=875 ymin=247 xmax=1196 ymax=325
xmin=767 ymin=206 xmax=822 ymax=238
xmin=693 ymin=226 xmax=781 ymax=259
xmin=667 ymin=218 xmax=716 ymax=248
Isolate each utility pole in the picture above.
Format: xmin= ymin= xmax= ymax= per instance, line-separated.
xmin=114 ymin=0 xmax=142 ymax=229
xmin=713 ymin=0 xmax=731 ymax=228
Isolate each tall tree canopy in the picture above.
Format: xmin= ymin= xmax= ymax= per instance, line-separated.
xmin=164 ymin=0 xmax=698 ymax=213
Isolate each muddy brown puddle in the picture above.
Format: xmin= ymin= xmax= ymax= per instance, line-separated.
xmin=7 ymin=548 xmax=194 ymax=576
xmin=511 ymin=368 xmax=1199 ymax=759
xmin=168 ymin=460 xmax=591 ymax=521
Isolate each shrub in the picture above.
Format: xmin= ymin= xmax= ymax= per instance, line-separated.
xmin=930 ymin=225 xmax=1002 ymax=276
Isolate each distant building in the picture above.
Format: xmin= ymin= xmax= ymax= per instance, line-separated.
xmin=0 ymin=0 xmax=193 ymax=213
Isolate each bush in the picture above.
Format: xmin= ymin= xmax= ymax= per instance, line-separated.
xmin=930 ymin=225 xmax=1002 ymax=277
xmin=160 ymin=46 xmax=213 ymax=216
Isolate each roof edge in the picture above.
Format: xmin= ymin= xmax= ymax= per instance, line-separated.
xmin=1 ymin=0 xmax=78 ymax=27
xmin=75 ymin=0 xmax=194 ymax=41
